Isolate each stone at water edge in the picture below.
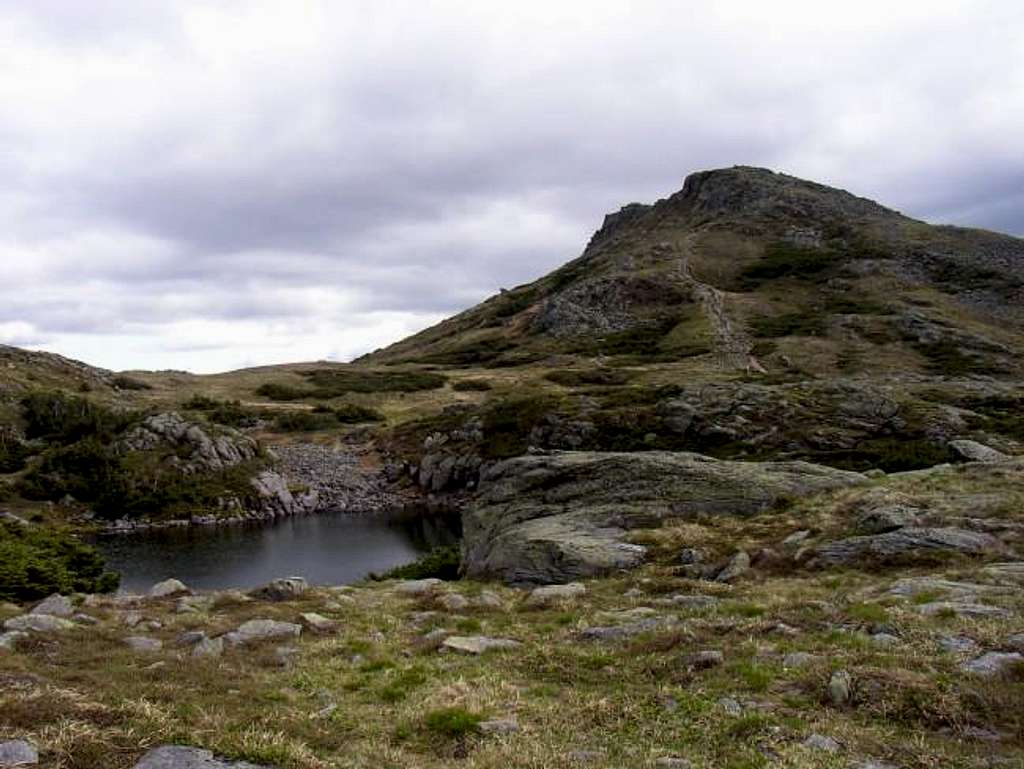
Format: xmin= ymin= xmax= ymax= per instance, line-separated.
xmin=524 ymin=582 xmax=586 ymax=607
xmin=30 ymin=593 xmax=74 ymax=617
xmin=131 ymin=745 xmax=269 ymax=768
xmin=4 ymin=614 xmax=75 ymax=633
xmin=0 ymin=740 xmax=38 ymax=767
xmin=248 ymin=576 xmax=308 ymax=601
xmin=149 ymin=579 xmax=191 ymax=598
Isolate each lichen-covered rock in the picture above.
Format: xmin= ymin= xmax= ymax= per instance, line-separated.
xmin=223 ymin=619 xmax=301 ymax=647
xmin=463 ymin=451 xmax=866 ymax=584
xmin=149 ymin=579 xmax=191 ymax=598
xmin=949 ymin=439 xmax=1009 ymax=464
xmin=4 ymin=614 xmax=75 ymax=633
xmin=117 ymin=413 xmax=258 ymax=473
xmin=248 ymin=577 xmax=308 ymax=602
xmin=30 ymin=593 xmax=74 ymax=617
xmin=0 ymin=740 xmax=38 ymax=767
xmin=132 ymin=745 xmax=269 ymax=768
xmin=812 ymin=527 xmax=1008 ymax=567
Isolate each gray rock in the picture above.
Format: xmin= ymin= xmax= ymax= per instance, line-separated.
xmin=813 ymin=527 xmax=1007 ymax=567
xmin=566 ymin=750 xmax=604 ymax=763
xmin=524 ymin=582 xmax=586 ymax=607
xmin=781 ymin=530 xmax=811 ymax=548
xmin=72 ymin=613 xmax=98 ymax=625
xmin=474 ymin=590 xmax=504 ymax=609
xmin=803 ymin=734 xmax=841 ymax=752
xmin=120 ymin=610 xmax=145 ymax=627
xmin=887 ymin=576 xmax=1011 ymax=600
xmin=299 ymin=613 xmax=336 ymax=633
xmin=782 ymin=652 xmax=817 ymax=668
xmin=828 ymin=670 xmax=852 ymax=705
xmin=654 ymin=759 xmax=692 ymax=768
xmin=125 ymin=636 xmax=163 ymax=652
xmin=580 ymin=618 xmax=672 ymax=641
xmin=478 ymin=718 xmax=519 ymax=734
xmin=131 ymin=745 xmax=269 ymax=768
xmin=0 ymin=631 xmax=27 ymax=650
xmin=854 ymin=505 xmax=919 ymax=535
xmin=961 ymin=651 xmax=1023 ymax=677
xmin=938 ymin=635 xmax=978 ymax=654
xmin=668 ymin=594 xmax=719 ymax=610
xmin=248 ymin=577 xmax=308 ymax=601
xmin=1005 ymin=633 xmax=1024 ymax=652
xmin=192 ymin=636 xmax=223 ymax=658
xmin=4 ymin=614 xmax=74 ymax=633
xmin=0 ymin=740 xmax=37 ymax=767
xmin=31 ymin=593 xmax=74 ymax=617
xmin=149 ymin=579 xmax=191 ymax=598
xmin=949 ymin=440 xmax=1008 ymax=464
xmin=177 ymin=631 xmax=207 ymax=647
xmin=715 ymin=551 xmax=750 ymax=583
xmin=439 ymin=593 xmax=470 ymax=612
xmin=463 ymin=451 xmax=866 ymax=583
xmin=223 ymin=619 xmax=301 ymax=647
xmin=272 ymin=646 xmax=300 ymax=668
xmin=394 ymin=579 xmax=442 ymax=596
xmin=717 ymin=696 xmax=743 ymax=715
xmin=916 ymin=601 xmax=1009 ymax=618
xmin=870 ymin=632 xmax=900 ymax=646
xmin=441 ymin=635 xmax=521 ymax=654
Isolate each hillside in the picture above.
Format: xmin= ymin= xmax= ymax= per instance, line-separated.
xmin=360 ymin=166 xmax=1024 ymax=379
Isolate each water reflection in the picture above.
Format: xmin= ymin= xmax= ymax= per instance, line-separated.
xmin=97 ymin=510 xmax=460 ymax=593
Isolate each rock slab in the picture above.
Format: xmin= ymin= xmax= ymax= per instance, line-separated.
xmin=132 ymin=745 xmax=269 ymax=768
xmin=0 ymin=740 xmax=37 ymax=767
xmin=463 ymin=451 xmax=866 ymax=583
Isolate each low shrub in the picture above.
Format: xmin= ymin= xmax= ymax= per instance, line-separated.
xmin=301 ymin=368 xmax=447 ymax=395
xmin=545 ymin=368 xmax=635 ymax=387
xmin=183 ymin=396 xmax=267 ymax=428
xmin=272 ymin=411 xmax=337 ymax=432
xmin=254 ymin=383 xmax=311 ymax=402
xmin=373 ymin=545 xmax=462 ymax=581
xmin=0 ymin=521 xmax=120 ymax=602
xmin=451 ymin=379 xmax=493 ymax=392
xmin=110 ymin=374 xmax=152 ymax=391
xmin=20 ymin=391 xmax=134 ymax=444
xmin=422 ymin=707 xmax=483 ymax=738
xmin=736 ymin=242 xmax=842 ymax=289
xmin=332 ymin=403 xmax=383 ymax=423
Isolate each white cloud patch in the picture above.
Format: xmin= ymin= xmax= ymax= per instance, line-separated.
xmin=0 ymin=0 xmax=1021 ymax=372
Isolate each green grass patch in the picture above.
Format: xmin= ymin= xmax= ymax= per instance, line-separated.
xmin=372 ymin=545 xmax=462 ymax=581
xmin=422 ymin=707 xmax=484 ymax=738
xmin=301 ymin=368 xmax=447 ymax=395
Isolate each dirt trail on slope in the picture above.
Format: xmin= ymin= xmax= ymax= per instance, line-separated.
xmin=676 ymin=235 xmax=765 ymax=372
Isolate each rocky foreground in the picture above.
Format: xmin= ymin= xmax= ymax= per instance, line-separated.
xmin=2 ymin=450 xmax=1023 ymax=769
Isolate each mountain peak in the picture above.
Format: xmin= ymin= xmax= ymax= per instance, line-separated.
xmin=672 ymin=165 xmax=901 ymax=223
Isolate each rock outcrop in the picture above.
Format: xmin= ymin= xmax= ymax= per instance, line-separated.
xmin=462 ymin=450 xmax=867 ymax=583
xmin=812 ymin=527 xmax=1009 ymax=567
xmin=116 ymin=413 xmax=259 ymax=474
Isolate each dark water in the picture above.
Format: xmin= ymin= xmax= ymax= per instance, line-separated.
xmin=96 ymin=510 xmax=460 ymax=593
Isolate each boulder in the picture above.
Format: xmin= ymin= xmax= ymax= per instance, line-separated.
xmin=124 ymin=636 xmax=163 ymax=652
xmin=812 ymin=527 xmax=1007 ymax=567
xmin=463 ymin=451 xmax=866 ymax=583
xmin=192 ymin=636 xmax=223 ymax=658
xmin=4 ymin=614 xmax=74 ymax=633
xmin=30 ymin=593 xmax=74 ymax=617
xmin=298 ymin=613 xmax=336 ymax=633
xmin=149 ymin=579 xmax=191 ymax=599
xmin=0 ymin=740 xmax=37 ymax=767
xmin=132 ymin=745 xmax=269 ymax=768
xmin=524 ymin=582 xmax=586 ymax=607
xmin=828 ymin=670 xmax=852 ymax=705
xmin=223 ymin=619 xmax=301 ymax=647
xmin=915 ymin=601 xmax=1009 ymax=618
xmin=949 ymin=440 xmax=1008 ymax=464
xmin=961 ymin=651 xmax=1023 ymax=677
xmin=0 ymin=631 xmax=27 ymax=650
xmin=715 ymin=551 xmax=750 ymax=583
xmin=394 ymin=579 xmax=442 ymax=596
xmin=248 ymin=577 xmax=308 ymax=602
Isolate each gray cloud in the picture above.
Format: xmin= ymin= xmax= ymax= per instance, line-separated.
xmin=1 ymin=1 xmax=1022 ymax=372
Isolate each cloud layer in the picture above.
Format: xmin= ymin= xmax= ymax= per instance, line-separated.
xmin=2 ymin=1 xmax=1022 ymax=372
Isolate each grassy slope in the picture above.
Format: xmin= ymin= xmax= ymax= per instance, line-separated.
xmin=1 ymin=463 xmax=1022 ymax=768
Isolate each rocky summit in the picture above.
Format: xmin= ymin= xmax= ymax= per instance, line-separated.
xmin=1 ymin=166 xmax=1023 ymax=768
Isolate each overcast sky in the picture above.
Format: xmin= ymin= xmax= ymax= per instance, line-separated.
xmin=1 ymin=1 xmax=1022 ymax=373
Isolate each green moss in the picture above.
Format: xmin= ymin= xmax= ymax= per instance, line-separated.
xmin=422 ymin=707 xmax=484 ymax=738
xmin=302 ymin=368 xmax=447 ymax=395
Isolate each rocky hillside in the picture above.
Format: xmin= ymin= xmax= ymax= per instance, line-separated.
xmin=361 ymin=166 xmax=1024 ymax=378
